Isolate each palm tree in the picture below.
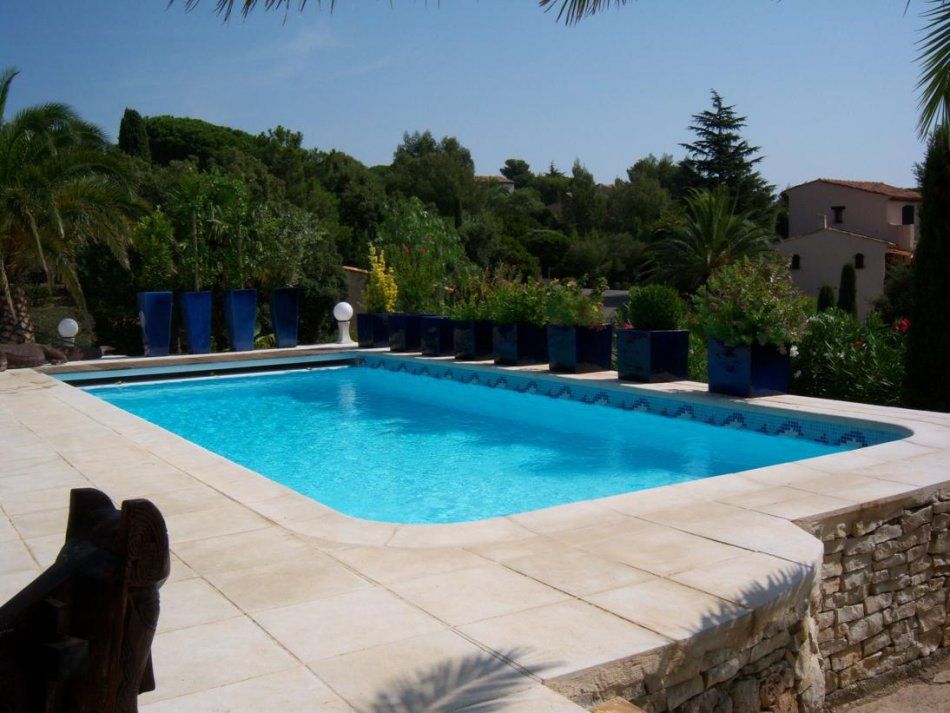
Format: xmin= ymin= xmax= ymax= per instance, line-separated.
xmin=916 ymin=0 xmax=950 ymax=138
xmin=651 ymin=188 xmax=771 ymax=292
xmin=0 ymin=67 xmax=141 ymax=343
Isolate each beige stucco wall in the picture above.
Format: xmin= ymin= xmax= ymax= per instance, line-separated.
xmin=774 ymin=229 xmax=887 ymax=320
xmin=786 ymin=183 xmax=917 ymax=251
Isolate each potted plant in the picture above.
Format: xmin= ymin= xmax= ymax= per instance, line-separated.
xmin=693 ymin=255 xmax=810 ymax=397
xmin=421 ymin=313 xmax=455 ymax=356
xmin=223 ymin=288 xmax=257 ymax=351
xmin=137 ymin=291 xmax=173 ymax=357
xmin=357 ymin=246 xmax=397 ymax=348
xmin=488 ymin=274 xmax=549 ymax=365
xmin=616 ymin=284 xmax=688 ymax=382
xmin=447 ymin=276 xmax=494 ymax=360
xmin=270 ymin=287 xmax=300 ymax=348
xmin=545 ymin=280 xmax=612 ymax=373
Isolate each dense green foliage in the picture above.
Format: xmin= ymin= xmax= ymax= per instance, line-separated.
xmin=118 ymin=108 xmax=150 ymax=160
xmin=485 ymin=271 xmax=549 ymax=326
xmin=837 ymin=263 xmax=857 ymax=316
xmin=544 ymin=279 xmax=606 ymax=327
xmin=618 ymin=284 xmax=684 ymax=331
xmin=793 ymin=310 xmax=907 ymax=406
xmin=905 ymin=125 xmax=950 ymax=410
xmin=693 ymin=255 xmax=810 ymax=349
xmin=816 ymin=284 xmax=836 ymax=313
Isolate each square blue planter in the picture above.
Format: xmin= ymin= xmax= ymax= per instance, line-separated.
xmin=270 ymin=287 xmax=300 ymax=348
xmin=547 ymin=324 xmax=613 ymax=373
xmin=707 ymin=338 xmax=790 ymax=397
xmin=356 ymin=313 xmax=389 ymax=348
xmin=137 ymin=291 xmax=173 ymax=357
xmin=223 ymin=289 xmax=257 ymax=352
xmin=493 ymin=323 xmax=548 ymax=366
xmin=453 ymin=320 xmax=494 ymax=360
xmin=616 ymin=329 xmax=688 ymax=383
xmin=180 ymin=291 xmax=212 ymax=354
xmin=421 ymin=316 xmax=454 ymax=356
xmin=388 ymin=313 xmax=424 ymax=352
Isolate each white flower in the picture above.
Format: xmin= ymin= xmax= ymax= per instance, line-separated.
xmin=789 ymin=345 xmax=799 ymax=358
xmin=794 ymin=370 xmax=802 ymax=378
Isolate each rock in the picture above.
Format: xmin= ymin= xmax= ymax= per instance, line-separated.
xmin=730 ymin=679 xmax=759 ymax=713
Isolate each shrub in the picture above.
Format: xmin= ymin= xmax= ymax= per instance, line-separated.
xmin=792 ymin=310 xmax=906 ymax=406
xmin=617 ymin=284 xmax=684 ymax=331
xmin=485 ymin=271 xmax=548 ymax=326
xmin=817 ymin=285 xmax=836 ymax=313
xmin=364 ymin=245 xmax=397 ymax=313
xmin=837 ymin=263 xmax=857 ymax=316
xmin=544 ymin=279 xmax=605 ymax=327
xmin=692 ymin=254 xmax=810 ymax=349
xmin=445 ymin=272 xmax=492 ymax=321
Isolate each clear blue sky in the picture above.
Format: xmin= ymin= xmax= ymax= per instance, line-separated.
xmin=0 ymin=1 xmax=929 ymax=189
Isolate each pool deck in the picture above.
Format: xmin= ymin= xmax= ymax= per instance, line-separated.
xmin=2 ymin=346 xmax=949 ymax=711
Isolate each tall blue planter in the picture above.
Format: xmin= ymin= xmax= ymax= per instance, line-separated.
xmin=547 ymin=324 xmax=613 ymax=373
xmin=180 ymin=291 xmax=212 ymax=354
xmin=707 ymin=338 xmax=790 ymax=397
xmin=388 ymin=313 xmax=424 ymax=352
xmin=617 ymin=329 xmax=689 ymax=383
xmin=270 ymin=287 xmax=300 ymax=348
xmin=421 ymin=316 xmax=454 ymax=356
xmin=493 ymin=323 xmax=548 ymax=366
xmin=453 ymin=320 xmax=494 ymax=360
xmin=137 ymin=291 xmax=173 ymax=357
xmin=223 ymin=289 xmax=257 ymax=352
xmin=357 ymin=313 xmax=390 ymax=348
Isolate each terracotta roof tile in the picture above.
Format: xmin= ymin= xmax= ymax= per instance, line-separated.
xmin=812 ymin=179 xmax=921 ymax=201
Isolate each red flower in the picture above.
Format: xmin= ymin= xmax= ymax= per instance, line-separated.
xmin=620 ymin=321 xmax=633 ymax=329
xmin=893 ymin=317 xmax=910 ymax=334
xmin=419 ymin=246 xmax=427 ymax=255
xmin=854 ymin=338 xmax=863 ymax=347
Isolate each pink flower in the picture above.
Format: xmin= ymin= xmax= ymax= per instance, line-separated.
xmin=894 ymin=317 xmax=910 ymax=334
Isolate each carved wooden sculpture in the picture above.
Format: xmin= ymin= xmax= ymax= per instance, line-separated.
xmin=0 ymin=488 xmax=169 ymax=713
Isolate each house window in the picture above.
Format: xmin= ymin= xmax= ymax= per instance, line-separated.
xmin=832 ymin=206 xmax=845 ymax=224
xmin=854 ymin=253 xmax=865 ymax=269
xmin=902 ymin=204 xmax=915 ymax=225
xmin=791 ymin=254 xmax=801 ymax=270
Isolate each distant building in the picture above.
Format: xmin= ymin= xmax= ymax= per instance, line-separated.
xmin=475 ymin=175 xmax=515 ymax=193
xmin=775 ymin=179 xmax=920 ymax=318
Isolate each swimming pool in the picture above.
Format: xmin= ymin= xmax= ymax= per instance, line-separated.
xmin=85 ymin=357 xmax=901 ymax=523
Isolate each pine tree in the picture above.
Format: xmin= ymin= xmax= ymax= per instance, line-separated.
xmin=680 ymin=90 xmax=774 ymax=225
xmin=905 ymin=124 xmax=950 ymax=410
xmin=837 ymin=263 xmax=857 ymax=317
xmin=118 ymin=108 xmax=150 ymax=160
xmin=817 ymin=285 xmax=835 ymax=312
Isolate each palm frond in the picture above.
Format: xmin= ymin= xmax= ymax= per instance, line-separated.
xmin=0 ymin=67 xmax=19 ymax=125
xmin=168 ymin=0 xmax=328 ymax=21
xmin=916 ymin=0 xmax=950 ymax=138
xmin=537 ymin=0 xmax=629 ymax=25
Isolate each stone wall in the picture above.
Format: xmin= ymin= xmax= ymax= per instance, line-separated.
xmin=806 ymin=487 xmax=950 ymax=698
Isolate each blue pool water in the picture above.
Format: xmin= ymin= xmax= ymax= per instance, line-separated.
xmin=88 ymin=366 xmax=850 ymax=523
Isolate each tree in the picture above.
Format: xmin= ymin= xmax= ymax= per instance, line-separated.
xmin=118 ymin=108 xmax=151 ymax=160
xmin=651 ymin=188 xmax=771 ymax=292
xmin=837 ymin=263 xmax=857 ymax=316
xmin=0 ymin=67 xmax=141 ymax=343
xmin=905 ymin=124 xmax=950 ymax=410
xmin=915 ymin=0 xmax=950 ymax=138
xmin=500 ymin=158 xmax=533 ymax=189
xmin=817 ymin=284 xmax=836 ymax=312
xmin=680 ymin=91 xmax=774 ymax=224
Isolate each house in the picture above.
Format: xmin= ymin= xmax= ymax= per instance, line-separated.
xmin=475 ymin=175 xmax=515 ymax=193
xmin=775 ymin=179 xmax=920 ymax=318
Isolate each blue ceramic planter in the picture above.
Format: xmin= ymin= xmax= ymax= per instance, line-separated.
xmin=547 ymin=324 xmax=613 ymax=373
xmin=137 ymin=291 xmax=173 ymax=357
xmin=617 ymin=329 xmax=689 ymax=383
xmin=707 ymin=338 xmax=790 ymax=397
xmin=356 ymin=313 xmax=389 ymax=348
xmin=388 ymin=313 xmax=424 ymax=352
xmin=421 ymin=316 xmax=454 ymax=356
xmin=493 ymin=323 xmax=548 ymax=366
xmin=223 ymin=289 xmax=257 ymax=352
xmin=270 ymin=287 xmax=300 ymax=348
xmin=453 ymin=320 xmax=494 ymax=360
xmin=180 ymin=290 xmax=212 ymax=354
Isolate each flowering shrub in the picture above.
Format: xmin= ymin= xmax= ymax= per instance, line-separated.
xmin=791 ymin=310 xmax=906 ymax=406
xmin=692 ymin=255 xmax=810 ymax=350
xmin=544 ymin=279 xmax=606 ymax=327
xmin=617 ymin=284 xmax=685 ymax=331
xmin=485 ymin=270 xmax=549 ymax=326
xmin=364 ymin=245 xmax=397 ymax=313
xmin=445 ymin=272 xmax=492 ymax=321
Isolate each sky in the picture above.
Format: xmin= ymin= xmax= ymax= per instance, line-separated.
xmin=0 ymin=1 xmax=930 ymax=189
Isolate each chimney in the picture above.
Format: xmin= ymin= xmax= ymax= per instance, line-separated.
xmin=818 ymin=213 xmax=828 ymax=230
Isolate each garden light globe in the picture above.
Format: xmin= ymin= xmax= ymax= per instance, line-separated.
xmin=57 ymin=318 xmax=79 ymax=339
xmin=333 ymin=302 xmax=354 ymax=322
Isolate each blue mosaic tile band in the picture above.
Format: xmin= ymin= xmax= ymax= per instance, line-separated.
xmin=356 ymin=355 xmax=901 ymax=448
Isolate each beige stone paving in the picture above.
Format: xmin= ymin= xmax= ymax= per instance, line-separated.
xmin=2 ymin=352 xmax=949 ymax=711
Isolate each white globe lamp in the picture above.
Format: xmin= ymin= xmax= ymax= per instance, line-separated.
xmin=333 ymin=302 xmax=356 ymax=346
xmin=58 ymin=317 xmax=79 ymax=346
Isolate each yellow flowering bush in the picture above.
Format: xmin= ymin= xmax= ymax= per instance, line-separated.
xmin=364 ymin=245 xmax=397 ymax=313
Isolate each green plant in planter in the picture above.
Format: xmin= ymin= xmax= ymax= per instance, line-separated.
xmin=544 ymin=279 xmax=605 ymax=327
xmin=486 ymin=271 xmax=548 ymax=326
xmin=445 ymin=272 xmax=492 ymax=321
xmin=364 ymin=245 xmax=398 ymax=313
xmin=617 ymin=284 xmax=685 ymax=330
xmin=692 ymin=255 xmax=810 ymax=351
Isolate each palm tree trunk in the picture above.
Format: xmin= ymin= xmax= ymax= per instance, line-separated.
xmin=0 ymin=282 xmax=35 ymax=344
